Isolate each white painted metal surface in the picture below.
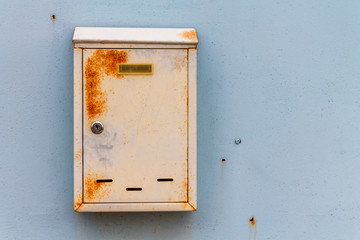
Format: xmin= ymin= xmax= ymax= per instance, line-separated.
xmin=73 ymin=27 xmax=197 ymax=212
xmin=73 ymin=27 xmax=198 ymax=44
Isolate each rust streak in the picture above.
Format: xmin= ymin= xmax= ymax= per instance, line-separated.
xmin=85 ymin=50 xmax=128 ymax=123
xmin=183 ymin=181 xmax=188 ymax=191
xmin=249 ymin=216 xmax=257 ymax=240
xmin=181 ymin=30 xmax=197 ymax=41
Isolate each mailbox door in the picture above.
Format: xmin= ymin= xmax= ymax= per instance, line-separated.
xmin=82 ymin=49 xmax=188 ymax=203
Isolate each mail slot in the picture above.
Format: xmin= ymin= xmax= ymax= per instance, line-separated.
xmin=73 ymin=27 xmax=198 ymax=212
xmin=118 ymin=63 xmax=153 ymax=74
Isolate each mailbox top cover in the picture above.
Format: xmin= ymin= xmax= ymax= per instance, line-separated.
xmin=72 ymin=27 xmax=198 ymax=45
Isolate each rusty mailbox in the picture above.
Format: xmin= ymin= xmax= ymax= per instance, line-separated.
xmin=73 ymin=27 xmax=198 ymax=212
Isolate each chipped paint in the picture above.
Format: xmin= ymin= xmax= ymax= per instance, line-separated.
xmin=84 ymin=50 xmax=128 ymax=123
xmin=181 ymin=30 xmax=197 ymax=41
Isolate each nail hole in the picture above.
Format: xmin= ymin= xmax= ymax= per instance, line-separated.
xmin=96 ymin=179 xmax=113 ymax=183
xmin=51 ymin=14 xmax=56 ymax=20
xmin=126 ymin=188 xmax=142 ymax=191
xmin=157 ymin=178 xmax=174 ymax=182
xmin=221 ymin=158 xmax=226 ymax=162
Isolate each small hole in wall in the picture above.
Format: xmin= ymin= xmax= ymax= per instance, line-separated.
xmin=221 ymin=158 xmax=226 ymax=162
xmin=51 ymin=14 xmax=56 ymax=20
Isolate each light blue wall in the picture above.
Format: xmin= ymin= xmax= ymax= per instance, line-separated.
xmin=1 ymin=0 xmax=360 ymax=239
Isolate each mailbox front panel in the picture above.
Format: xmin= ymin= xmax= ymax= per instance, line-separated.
xmin=82 ymin=49 xmax=188 ymax=203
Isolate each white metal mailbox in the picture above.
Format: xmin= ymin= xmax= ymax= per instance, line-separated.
xmin=73 ymin=27 xmax=198 ymax=212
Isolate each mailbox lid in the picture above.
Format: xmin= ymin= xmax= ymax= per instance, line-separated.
xmin=73 ymin=27 xmax=198 ymax=45
xmin=82 ymin=49 xmax=188 ymax=203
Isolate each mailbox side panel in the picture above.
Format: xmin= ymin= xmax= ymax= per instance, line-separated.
xmin=74 ymin=48 xmax=84 ymax=210
xmin=188 ymin=48 xmax=197 ymax=210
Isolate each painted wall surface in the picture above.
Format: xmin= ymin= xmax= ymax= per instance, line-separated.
xmin=1 ymin=1 xmax=360 ymax=239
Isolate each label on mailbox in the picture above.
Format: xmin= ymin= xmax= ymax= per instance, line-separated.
xmin=118 ymin=63 xmax=153 ymax=75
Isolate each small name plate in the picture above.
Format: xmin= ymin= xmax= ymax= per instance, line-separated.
xmin=118 ymin=64 xmax=153 ymax=75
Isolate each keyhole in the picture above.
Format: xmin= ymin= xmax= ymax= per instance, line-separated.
xmin=91 ymin=121 xmax=103 ymax=134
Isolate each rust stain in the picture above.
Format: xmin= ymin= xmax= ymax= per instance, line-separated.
xmin=221 ymin=158 xmax=226 ymax=165
xmin=51 ymin=14 xmax=56 ymax=21
xmin=182 ymin=179 xmax=188 ymax=201
xmin=74 ymin=193 xmax=82 ymax=210
xmin=249 ymin=217 xmax=256 ymax=226
xmin=183 ymin=180 xmax=188 ymax=191
xmin=74 ymin=150 xmax=82 ymax=167
xmin=84 ymin=172 xmax=111 ymax=201
xmin=75 ymin=204 xmax=84 ymax=212
xmin=85 ymin=50 xmax=128 ymax=123
xmin=183 ymin=202 xmax=196 ymax=211
xmin=181 ymin=30 xmax=197 ymax=41
xmin=74 ymin=151 xmax=81 ymax=159
xmin=174 ymin=55 xmax=186 ymax=71
xmin=178 ymin=119 xmax=187 ymax=136
xmin=74 ymin=150 xmax=81 ymax=159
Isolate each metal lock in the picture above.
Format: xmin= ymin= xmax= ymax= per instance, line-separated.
xmin=91 ymin=121 xmax=104 ymax=134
